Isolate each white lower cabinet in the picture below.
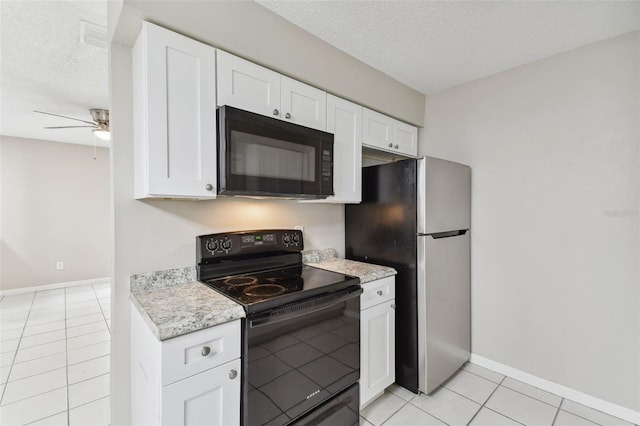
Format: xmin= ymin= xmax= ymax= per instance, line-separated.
xmin=131 ymin=303 xmax=241 ymax=425
xmin=360 ymin=276 xmax=396 ymax=407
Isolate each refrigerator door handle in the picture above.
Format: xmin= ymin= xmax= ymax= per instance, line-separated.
xmin=417 ymin=230 xmax=467 ymax=239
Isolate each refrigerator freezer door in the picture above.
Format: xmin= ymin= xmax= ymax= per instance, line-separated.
xmin=417 ymin=232 xmax=471 ymax=394
xmin=417 ymin=157 xmax=471 ymax=235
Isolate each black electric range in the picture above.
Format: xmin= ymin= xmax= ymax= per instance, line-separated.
xmin=196 ymin=230 xmax=362 ymax=426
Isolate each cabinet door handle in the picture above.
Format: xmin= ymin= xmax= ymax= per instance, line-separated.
xmin=273 ymin=109 xmax=279 ymax=116
xmin=285 ymin=112 xmax=291 ymax=119
xmin=388 ymin=143 xmax=393 ymax=148
xmin=205 ymin=184 xmax=213 ymax=191
xmin=201 ymin=346 xmax=211 ymax=357
xmin=377 ymin=290 xmax=383 ymax=296
xmin=394 ymin=144 xmax=399 ymax=149
xmin=229 ymin=369 xmax=238 ymax=380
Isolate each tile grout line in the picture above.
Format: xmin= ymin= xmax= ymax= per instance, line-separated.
xmin=464 ymin=375 xmax=506 ymax=425
xmin=0 ymin=291 xmax=36 ymax=405
xmin=551 ymin=398 xmax=563 ymax=425
xmin=91 ymin=283 xmax=110 ymax=333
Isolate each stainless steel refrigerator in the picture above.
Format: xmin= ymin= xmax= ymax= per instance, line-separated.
xmin=345 ymin=156 xmax=471 ymax=394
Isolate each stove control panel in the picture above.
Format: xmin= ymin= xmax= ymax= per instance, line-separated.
xmin=197 ymin=229 xmax=304 ymax=261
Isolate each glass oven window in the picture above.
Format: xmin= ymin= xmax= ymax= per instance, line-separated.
xmin=230 ymin=131 xmax=316 ymax=182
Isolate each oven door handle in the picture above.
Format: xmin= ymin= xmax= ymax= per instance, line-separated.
xmin=249 ymin=287 xmax=362 ymax=329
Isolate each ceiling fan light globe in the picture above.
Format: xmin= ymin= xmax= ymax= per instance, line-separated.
xmin=93 ymin=129 xmax=110 ymax=141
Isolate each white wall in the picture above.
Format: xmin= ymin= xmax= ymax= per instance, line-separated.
xmin=0 ymin=136 xmax=110 ymax=291
xmin=422 ymin=32 xmax=639 ymax=411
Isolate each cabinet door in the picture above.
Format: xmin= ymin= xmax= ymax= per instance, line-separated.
xmin=306 ymin=95 xmax=361 ymax=204
xmin=162 ymin=358 xmax=241 ymax=426
xmin=360 ymin=300 xmax=396 ymax=407
xmin=281 ymin=76 xmax=327 ymax=131
xmin=134 ymin=21 xmax=217 ymax=199
xmin=362 ymin=107 xmax=394 ymax=152
xmin=216 ymin=50 xmax=281 ymax=119
xmin=394 ymin=120 xmax=418 ymax=157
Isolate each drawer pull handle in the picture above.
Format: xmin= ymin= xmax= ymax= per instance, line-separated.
xmin=273 ymin=109 xmax=279 ymax=116
xmin=205 ymin=183 xmax=213 ymax=191
xmin=388 ymin=143 xmax=393 ymax=148
xmin=201 ymin=346 xmax=211 ymax=357
xmin=229 ymin=369 xmax=238 ymax=380
xmin=394 ymin=144 xmax=399 ymax=149
xmin=285 ymin=112 xmax=291 ymax=119
xmin=377 ymin=290 xmax=383 ymax=296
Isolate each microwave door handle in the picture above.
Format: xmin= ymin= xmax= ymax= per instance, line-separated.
xmin=249 ymin=288 xmax=362 ymax=329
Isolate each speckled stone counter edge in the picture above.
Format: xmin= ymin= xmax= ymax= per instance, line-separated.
xmin=130 ymin=267 xmax=244 ymax=341
xmin=303 ymin=249 xmax=396 ymax=284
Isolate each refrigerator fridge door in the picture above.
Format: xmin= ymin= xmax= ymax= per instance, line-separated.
xmin=417 ymin=157 xmax=471 ymax=235
xmin=417 ymin=232 xmax=471 ymax=394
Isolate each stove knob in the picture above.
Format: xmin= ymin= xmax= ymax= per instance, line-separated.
xmin=206 ymin=240 xmax=219 ymax=253
xmin=221 ymin=238 xmax=232 ymax=251
xmin=282 ymin=234 xmax=291 ymax=245
xmin=291 ymin=233 xmax=300 ymax=245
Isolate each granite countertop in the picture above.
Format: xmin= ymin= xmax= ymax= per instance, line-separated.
xmin=302 ymin=249 xmax=396 ymax=284
xmin=130 ymin=266 xmax=245 ymax=341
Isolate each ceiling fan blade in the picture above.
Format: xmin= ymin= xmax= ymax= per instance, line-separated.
xmin=44 ymin=125 xmax=97 ymax=129
xmin=34 ymin=110 xmax=96 ymax=126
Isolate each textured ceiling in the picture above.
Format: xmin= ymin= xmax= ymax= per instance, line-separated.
xmin=0 ymin=0 xmax=108 ymax=147
xmin=257 ymin=1 xmax=640 ymax=94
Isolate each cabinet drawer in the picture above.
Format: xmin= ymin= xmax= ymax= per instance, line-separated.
xmin=162 ymin=319 xmax=240 ymax=386
xmin=361 ymin=276 xmax=395 ymax=310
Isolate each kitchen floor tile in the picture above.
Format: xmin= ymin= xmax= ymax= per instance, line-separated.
xmin=463 ymin=362 xmax=506 ymax=384
xmin=502 ymin=377 xmax=562 ymax=407
xmin=485 ymin=386 xmax=557 ymax=426
xmin=14 ymin=340 xmax=67 ymax=364
xmin=0 ymin=386 xmax=67 ymax=425
xmin=410 ymin=387 xmax=481 ymax=426
xmin=69 ymin=396 xmax=110 ymax=426
xmin=66 ymin=329 xmax=110 ymax=350
xmin=67 ymin=355 xmax=109 ymax=384
xmin=0 ymin=328 xmax=23 ymax=342
xmin=23 ymin=320 xmax=66 ymax=337
xmin=65 ymin=299 xmax=100 ymax=310
xmin=66 ymin=313 xmax=104 ymax=328
xmin=1 ymin=367 xmax=67 ymax=405
xmin=359 ymin=416 xmax=373 ymax=426
xmin=560 ymin=399 xmax=635 ymax=426
xmin=66 ymin=320 xmax=107 ymax=338
xmin=384 ymin=402 xmax=447 ymax=426
xmin=445 ymin=369 xmax=499 ymax=404
xmin=1 ymin=365 xmax=10 ymax=384
xmin=0 ymin=338 xmax=21 ymax=354
xmin=360 ymin=390 xmax=405 ymax=425
xmin=469 ymin=407 xmax=522 ymax=426
xmin=9 ymin=352 xmax=66 ymax=381
xmin=1 ymin=351 xmax=15 ymax=367
xmin=387 ymin=383 xmax=417 ymax=402
xmin=26 ymin=411 xmax=69 ymax=425
xmin=19 ymin=329 xmax=66 ymax=349
xmin=68 ymin=373 xmax=109 ymax=408
xmin=26 ymin=312 xmax=66 ymax=326
xmin=553 ymin=409 xmax=599 ymax=426
xmin=67 ymin=341 xmax=110 ymax=366
xmin=66 ymin=306 xmax=102 ymax=319
xmin=1 ymin=320 xmax=27 ymax=332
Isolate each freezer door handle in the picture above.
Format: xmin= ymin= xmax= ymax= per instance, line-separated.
xmin=417 ymin=230 xmax=467 ymax=239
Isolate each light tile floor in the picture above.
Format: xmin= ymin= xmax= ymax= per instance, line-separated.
xmin=0 ymin=283 xmax=111 ymax=426
xmin=361 ymin=363 xmax=637 ymax=426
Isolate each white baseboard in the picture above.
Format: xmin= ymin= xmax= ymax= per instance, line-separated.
xmin=0 ymin=277 xmax=111 ymax=296
xmin=470 ymin=353 xmax=640 ymax=424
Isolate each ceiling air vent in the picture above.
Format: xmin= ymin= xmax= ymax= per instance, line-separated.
xmin=80 ymin=20 xmax=107 ymax=49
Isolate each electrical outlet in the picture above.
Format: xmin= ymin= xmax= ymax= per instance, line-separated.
xmin=56 ymin=262 xmax=64 ymax=270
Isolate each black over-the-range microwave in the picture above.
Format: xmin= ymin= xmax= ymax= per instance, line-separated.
xmin=217 ymin=105 xmax=334 ymax=199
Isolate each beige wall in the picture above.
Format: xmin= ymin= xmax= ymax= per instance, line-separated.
xmin=421 ymin=32 xmax=639 ymax=411
xmin=110 ymin=2 xmax=427 ymax=422
xmin=0 ymin=136 xmax=110 ymax=291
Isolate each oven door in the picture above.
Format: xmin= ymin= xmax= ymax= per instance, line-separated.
xmin=218 ymin=105 xmax=334 ymax=199
xmin=242 ymin=286 xmax=362 ymax=426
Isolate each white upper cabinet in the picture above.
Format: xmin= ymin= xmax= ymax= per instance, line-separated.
xmin=362 ymin=107 xmax=418 ymax=157
xmin=217 ymin=51 xmax=326 ymax=131
xmin=216 ymin=50 xmax=281 ymax=119
xmin=133 ymin=21 xmax=217 ymax=199
xmin=309 ymin=95 xmax=361 ymax=204
xmin=280 ymin=76 xmax=327 ymax=130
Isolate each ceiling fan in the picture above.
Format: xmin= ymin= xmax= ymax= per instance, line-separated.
xmin=34 ymin=108 xmax=110 ymax=141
